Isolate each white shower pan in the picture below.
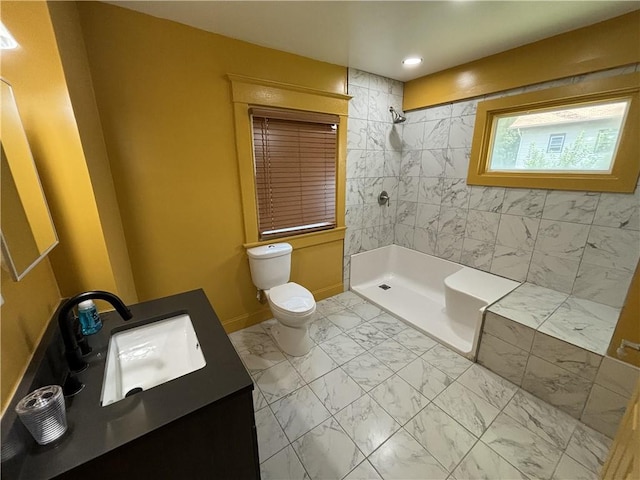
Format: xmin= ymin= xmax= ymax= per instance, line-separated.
xmin=350 ymin=245 xmax=519 ymax=359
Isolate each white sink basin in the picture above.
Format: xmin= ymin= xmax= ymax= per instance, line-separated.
xmin=100 ymin=313 xmax=206 ymax=406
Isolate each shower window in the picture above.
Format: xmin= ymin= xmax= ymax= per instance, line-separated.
xmin=467 ymin=72 xmax=639 ymax=192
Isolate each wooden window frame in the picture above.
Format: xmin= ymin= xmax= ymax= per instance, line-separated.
xmin=468 ymin=72 xmax=640 ymax=193
xmin=228 ymin=74 xmax=350 ymax=248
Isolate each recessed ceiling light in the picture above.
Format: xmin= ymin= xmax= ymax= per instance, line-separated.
xmin=402 ymin=57 xmax=422 ymax=66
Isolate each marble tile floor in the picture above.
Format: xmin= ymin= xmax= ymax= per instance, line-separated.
xmin=229 ymin=291 xmax=612 ymax=480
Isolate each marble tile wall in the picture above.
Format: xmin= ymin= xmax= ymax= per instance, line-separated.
xmin=345 ymin=64 xmax=639 ymax=306
xmin=487 ymin=282 xmax=620 ymax=356
xmin=395 ymin=66 xmax=640 ymax=307
xmin=344 ymin=69 xmax=404 ymax=286
xmin=477 ymin=307 xmax=639 ymax=438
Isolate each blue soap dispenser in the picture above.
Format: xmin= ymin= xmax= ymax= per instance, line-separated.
xmin=77 ymin=299 xmax=103 ymax=335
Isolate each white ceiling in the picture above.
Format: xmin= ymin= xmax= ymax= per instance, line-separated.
xmin=104 ymin=1 xmax=639 ymax=82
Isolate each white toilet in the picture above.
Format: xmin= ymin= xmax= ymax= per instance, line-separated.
xmin=247 ymin=243 xmax=316 ymax=356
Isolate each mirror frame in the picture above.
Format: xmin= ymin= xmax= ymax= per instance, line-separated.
xmin=0 ymin=78 xmax=58 ymax=281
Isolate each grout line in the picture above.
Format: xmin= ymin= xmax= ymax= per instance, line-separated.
xmin=245 ymin=294 xmax=605 ymax=479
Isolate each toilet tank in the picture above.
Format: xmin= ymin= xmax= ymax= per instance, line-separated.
xmin=246 ymin=243 xmax=292 ymax=290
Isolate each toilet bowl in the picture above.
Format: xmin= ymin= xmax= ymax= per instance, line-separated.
xmin=247 ymin=243 xmax=316 ymax=356
xmin=266 ymin=282 xmax=316 ymax=356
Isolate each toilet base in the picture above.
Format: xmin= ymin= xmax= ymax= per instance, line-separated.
xmin=272 ymin=323 xmax=313 ymax=356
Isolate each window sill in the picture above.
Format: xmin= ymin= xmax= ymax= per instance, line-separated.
xmin=243 ymin=226 xmax=346 ymax=250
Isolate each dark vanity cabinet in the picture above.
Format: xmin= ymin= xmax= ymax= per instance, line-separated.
xmin=1 ymin=290 xmax=260 ymax=480
xmin=60 ymin=388 xmax=259 ymax=479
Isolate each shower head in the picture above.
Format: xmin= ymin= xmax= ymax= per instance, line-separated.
xmin=389 ymin=106 xmax=407 ymax=124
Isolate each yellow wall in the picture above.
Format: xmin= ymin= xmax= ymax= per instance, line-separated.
xmin=46 ymin=2 xmax=138 ymax=304
xmin=1 ymin=1 xmax=134 ymax=303
xmin=76 ymin=2 xmax=347 ymax=331
xmin=0 ymin=259 xmax=60 ymax=412
xmin=0 ymin=0 xmax=142 ymax=410
xmin=404 ymin=11 xmax=640 ymax=110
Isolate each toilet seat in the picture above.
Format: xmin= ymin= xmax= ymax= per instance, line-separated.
xmin=268 ymin=282 xmax=315 ymax=316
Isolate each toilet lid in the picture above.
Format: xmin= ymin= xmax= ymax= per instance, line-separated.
xmin=269 ymin=282 xmax=315 ymax=313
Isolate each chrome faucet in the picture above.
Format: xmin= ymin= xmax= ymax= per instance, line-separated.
xmin=58 ymin=290 xmax=132 ymax=395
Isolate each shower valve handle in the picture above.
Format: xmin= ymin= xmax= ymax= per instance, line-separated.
xmin=378 ymin=191 xmax=390 ymax=207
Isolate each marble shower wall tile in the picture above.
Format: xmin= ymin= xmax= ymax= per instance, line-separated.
xmin=368 ymin=89 xmax=389 ymax=123
xmin=447 ymin=116 xmax=474 ymax=149
xmin=394 ymin=224 xmax=415 ymax=249
xmin=435 ymin=233 xmax=464 ymax=262
xmin=345 ymin=70 xmax=405 ymax=286
xmin=483 ymin=311 xmax=535 ymax=351
xmin=445 ymin=147 xmax=470 ymax=178
xmin=348 ymin=85 xmax=369 ymax=120
xmin=421 ymin=149 xmax=447 ymax=177
xmin=437 ymin=207 xmax=467 ymax=236
xmin=468 ymin=186 xmax=505 ymax=213
xmin=441 ymin=178 xmax=470 ymax=209
xmin=476 ymin=333 xmax=528 ymax=385
xmin=346 ymin=68 xmax=640 ymax=305
xmin=418 ymin=177 xmax=443 ymax=205
xmin=539 ymin=297 xmax=619 ymax=355
xmin=527 ymin=251 xmax=581 ymax=293
xmin=502 ymin=188 xmax=546 ymax=217
xmin=423 ymin=118 xmax=450 ymax=149
xmin=460 ymin=238 xmax=494 ymax=271
xmin=582 ymin=226 xmax=640 ymax=273
xmin=487 ymin=282 xmax=567 ymax=329
xmin=402 ymin=122 xmax=425 ymax=151
xmin=489 ymin=245 xmax=532 ymax=282
xmin=581 ymin=384 xmax=628 ymax=438
xmin=465 ymin=210 xmax=500 ymax=243
xmin=542 ymin=191 xmax=599 ymax=224
xmin=531 ymin=333 xmax=602 ymax=381
xmin=349 ymin=68 xmax=370 ymax=88
xmin=367 ymin=121 xmax=388 ymax=151
xmin=521 ymin=355 xmax=592 ymax=418
xmin=593 ymin=190 xmax=640 ymax=230
xmin=594 ymin=356 xmax=640 ymax=398
xmin=398 ymin=176 xmax=420 ymax=202
xmin=496 ymin=214 xmax=540 ymax=250
xmin=534 ymin=220 xmax=590 ymax=259
xmin=572 ymin=262 xmax=633 ymax=308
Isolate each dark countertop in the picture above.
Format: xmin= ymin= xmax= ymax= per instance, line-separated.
xmin=5 ymin=289 xmax=253 ymax=480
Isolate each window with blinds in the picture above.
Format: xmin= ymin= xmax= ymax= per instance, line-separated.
xmin=251 ymin=108 xmax=338 ymax=240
